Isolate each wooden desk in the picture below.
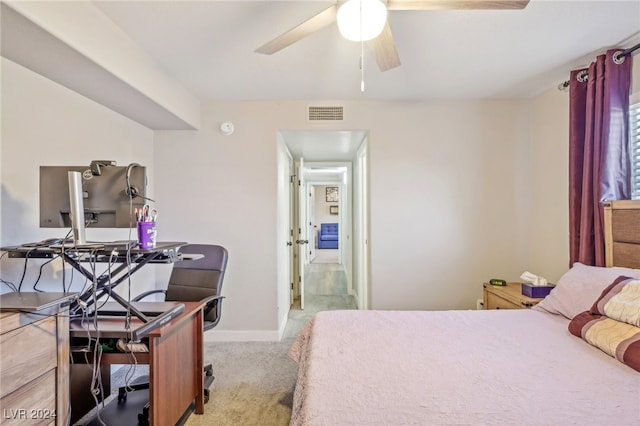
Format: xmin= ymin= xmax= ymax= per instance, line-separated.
xmin=70 ymin=301 xmax=205 ymax=425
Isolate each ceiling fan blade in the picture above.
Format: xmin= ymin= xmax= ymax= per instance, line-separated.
xmin=387 ymin=0 xmax=529 ymax=10
xmin=255 ymin=5 xmax=338 ymax=54
xmin=367 ymin=21 xmax=401 ymax=72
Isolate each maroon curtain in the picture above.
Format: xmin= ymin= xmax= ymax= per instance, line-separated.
xmin=569 ymin=49 xmax=632 ymax=267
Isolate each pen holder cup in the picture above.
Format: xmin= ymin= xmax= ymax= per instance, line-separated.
xmin=137 ymin=221 xmax=157 ymax=249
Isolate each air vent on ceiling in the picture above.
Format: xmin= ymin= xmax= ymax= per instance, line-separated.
xmin=307 ymin=105 xmax=344 ymax=122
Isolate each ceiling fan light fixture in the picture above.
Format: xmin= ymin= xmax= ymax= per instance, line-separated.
xmin=337 ymin=0 xmax=387 ymax=42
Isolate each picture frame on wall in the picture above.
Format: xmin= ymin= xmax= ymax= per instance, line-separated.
xmin=330 ymin=205 xmax=338 ymax=215
xmin=326 ymin=187 xmax=339 ymax=202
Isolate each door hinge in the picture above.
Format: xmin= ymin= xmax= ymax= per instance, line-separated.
xmin=291 ymin=282 xmax=294 ymax=290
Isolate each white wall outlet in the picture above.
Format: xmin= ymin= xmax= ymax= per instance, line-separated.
xmin=476 ymin=299 xmax=484 ymax=310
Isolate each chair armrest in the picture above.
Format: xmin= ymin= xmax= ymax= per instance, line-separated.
xmin=202 ymin=295 xmax=225 ymax=318
xmin=201 ymin=295 xmax=225 ymax=305
xmin=133 ymin=289 xmax=167 ymax=302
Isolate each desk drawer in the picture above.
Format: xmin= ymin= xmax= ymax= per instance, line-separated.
xmin=0 ymin=316 xmax=57 ymax=399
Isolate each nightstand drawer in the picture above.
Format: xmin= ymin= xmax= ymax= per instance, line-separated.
xmin=483 ymin=282 xmax=544 ymax=310
xmin=485 ymin=291 xmax=520 ymax=309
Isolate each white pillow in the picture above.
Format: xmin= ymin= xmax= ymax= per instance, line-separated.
xmin=532 ymin=262 xmax=640 ymax=319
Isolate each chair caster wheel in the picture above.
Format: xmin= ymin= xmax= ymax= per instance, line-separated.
xmin=137 ymin=412 xmax=149 ymax=425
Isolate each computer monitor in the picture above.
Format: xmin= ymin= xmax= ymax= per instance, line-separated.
xmin=40 ymin=163 xmax=147 ymax=229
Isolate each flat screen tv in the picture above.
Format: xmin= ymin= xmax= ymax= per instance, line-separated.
xmin=40 ymin=163 xmax=147 ymax=228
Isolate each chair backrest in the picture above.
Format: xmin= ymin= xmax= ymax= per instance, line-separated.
xmin=165 ymin=244 xmax=228 ymax=330
xmin=321 ymin=223 xmax=338 ymax=234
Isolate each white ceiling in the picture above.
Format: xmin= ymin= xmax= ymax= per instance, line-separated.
xmin=3 ymin=1 xmax=639 ymax=162
xmin=282 ymin=130 xmax=367 ymax=161
xmin=92 ymin=0 xmax=640 ymax=102
xmin=87 ymin=0 xmax=640 ymax=162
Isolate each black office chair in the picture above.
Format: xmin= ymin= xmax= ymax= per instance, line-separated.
xmin=117 ymin=244 xmax=228 ymax=422
xmin=135 ymin=244 xmax=228 ymax=330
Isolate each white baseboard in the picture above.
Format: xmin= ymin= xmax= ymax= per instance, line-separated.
xmin=203 ymin=309 xmax=290 ymax=342
xmin=203 ymin=329 xmax=281 ymax=342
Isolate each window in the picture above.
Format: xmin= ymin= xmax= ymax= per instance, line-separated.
xmin=631 ymin=96 xmax=640 ymax=200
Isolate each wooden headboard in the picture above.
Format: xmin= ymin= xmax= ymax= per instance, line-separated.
xmin=604 ymin=200 xmax=640 ymax=269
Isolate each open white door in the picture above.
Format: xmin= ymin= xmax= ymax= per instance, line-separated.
xmin=297 ymin=158 xmax=308 ymax=309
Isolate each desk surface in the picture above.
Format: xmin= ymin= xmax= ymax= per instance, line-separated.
xmin=0 ymin=291 xmax=77 ymax=311
xmin=70 ymin=301 xmax=203 ymax=339
xmin=1 ymin=241 xmax=187 ymax=257
xmin=95 ymin=301 xmax=184 ymax=316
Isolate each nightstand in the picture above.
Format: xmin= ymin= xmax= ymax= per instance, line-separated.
xmin=483 ymin=282 xmax=544 ymax=309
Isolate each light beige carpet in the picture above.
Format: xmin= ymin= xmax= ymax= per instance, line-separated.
xmin=184 ymin=340 xmax=298 ymax=426
xmin=185 ymin=383 xmax=292 ymax=426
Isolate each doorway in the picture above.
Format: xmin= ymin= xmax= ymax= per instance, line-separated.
xmin=277 ymin=130 xmax=370 ymax=339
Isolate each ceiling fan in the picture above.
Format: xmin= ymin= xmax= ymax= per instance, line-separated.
xmin=255 ymin=0 xmax=530 ymax=72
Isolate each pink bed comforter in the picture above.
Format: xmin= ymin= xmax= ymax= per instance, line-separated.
xmin=289 ymin=309 xmax=640 ymax=425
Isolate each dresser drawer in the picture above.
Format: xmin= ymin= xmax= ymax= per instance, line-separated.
xmin=0 ymin=369 xmax=57 ymax=425
xmin=0 ymin=316 xmax=57 ymax=399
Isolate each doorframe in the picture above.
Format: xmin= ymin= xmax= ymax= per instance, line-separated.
xmin=302 ymin=162 xmax=353 ymax=296
xmin=355 ymin=141 xmax=370 ymax=310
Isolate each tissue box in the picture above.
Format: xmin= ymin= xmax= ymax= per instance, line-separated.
xmin=521 ymin=283 xmax=554 ymax=298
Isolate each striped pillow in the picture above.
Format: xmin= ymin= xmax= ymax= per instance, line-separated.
xmin=569 ymin=311 xmax=640 ymax=372
xmin=590 ymin=276 xmax=640 ymax=326
xmin=568 ymin=276 xmax=640 ymax=372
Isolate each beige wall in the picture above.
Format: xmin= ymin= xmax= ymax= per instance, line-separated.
xmin=528 ymin=88 xmax=570 ymax=283
xmin=0 ymin=58 xmax=158 ymax=295
xmin=152 ymin=99 xmax=532 ymax=335
xmin=314 ymin=186 xmax=339 ymax=230
xmin=2 ymin=53 xmax=638 ymax=340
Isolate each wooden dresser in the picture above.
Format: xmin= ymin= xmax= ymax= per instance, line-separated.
xmin=483 ymin=282 xmax=544 ymax=309
xmin=0 ymin=293 xmax=74 ymax=425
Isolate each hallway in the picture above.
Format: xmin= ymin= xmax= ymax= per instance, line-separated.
xmin=283 ymin=254 xmax=357 ymax=339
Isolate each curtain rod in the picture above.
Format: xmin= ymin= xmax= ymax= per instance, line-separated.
xmin=619 ymin=42 xmax=640 ymax=57
xmin=558 ymin=42 xmax=640 ymax=91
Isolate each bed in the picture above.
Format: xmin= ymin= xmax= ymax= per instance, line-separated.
xmin=289 ymin=200 xmax=640 ymax=425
